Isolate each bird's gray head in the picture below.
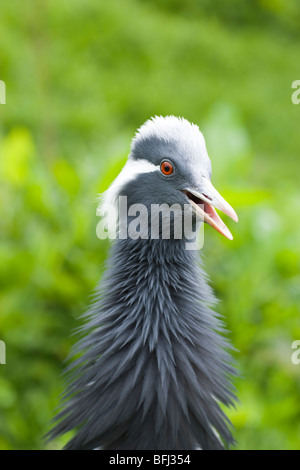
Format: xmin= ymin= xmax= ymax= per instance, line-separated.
xmin=100 ymin=115 xmax=238 ymax=240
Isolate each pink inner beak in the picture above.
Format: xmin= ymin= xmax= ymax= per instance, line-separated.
xmin=183 ymin=187 xmax=238 ymax=240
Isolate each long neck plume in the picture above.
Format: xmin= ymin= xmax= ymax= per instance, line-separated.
xmin=49 ymin=237 xmax=236 ymax=450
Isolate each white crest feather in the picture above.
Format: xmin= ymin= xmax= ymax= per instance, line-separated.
xmin=96 ymin=159 xmax=159 ymax=217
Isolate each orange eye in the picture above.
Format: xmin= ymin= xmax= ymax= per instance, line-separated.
xmin=160 ymin=161 xmax=174 ymax=176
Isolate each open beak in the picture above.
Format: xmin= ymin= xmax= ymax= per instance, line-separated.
xmin=183 ymin=181 xmax=238 ymax=240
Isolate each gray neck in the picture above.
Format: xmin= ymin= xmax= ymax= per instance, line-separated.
xmin=49 ymin=236 xmax=237 ymax=450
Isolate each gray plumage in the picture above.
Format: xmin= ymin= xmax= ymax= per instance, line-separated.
xmin=47 ymin=116 xmax=238 ymax=450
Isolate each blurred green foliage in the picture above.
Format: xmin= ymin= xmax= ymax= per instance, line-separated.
xmin=0 ymin=0 xmax=300 ymax=450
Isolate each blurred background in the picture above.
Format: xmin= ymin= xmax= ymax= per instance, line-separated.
xmin=0 ymin=0 xmax=300 ymax=450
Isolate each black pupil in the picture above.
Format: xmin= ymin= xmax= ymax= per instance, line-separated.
xmin=164 ymin=163 xmax=171 ymax=173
